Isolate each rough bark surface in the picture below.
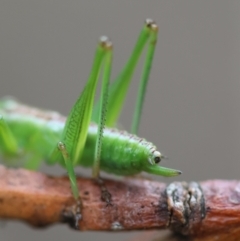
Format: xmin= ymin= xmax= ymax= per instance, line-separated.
xmin=1 ymin=165 xmax=240 ymax=241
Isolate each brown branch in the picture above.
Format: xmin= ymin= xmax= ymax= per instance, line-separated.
xmin=0 ymin=165 xmax=240 ymax=241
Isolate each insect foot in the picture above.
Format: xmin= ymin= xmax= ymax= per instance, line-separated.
xmin=96 ymin=178 xmax=113 ymax=207
xmin=101 ymin=188 xmax=112 ymax=207
xmin=61 ymin=199 xmax=82 ymax=230
xmin=74 ymin=199 xmax=82 ymax=229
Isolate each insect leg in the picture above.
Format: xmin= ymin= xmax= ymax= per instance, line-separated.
xmin=91 ymin=40 xmax=112 ymax=205
xmin=131 ymin=20 xmax=158 ymax=134
xmin=57 ymin=141 xmax=82 ymax=228
xmin=0 ymin=115 xmax=18 ymax=156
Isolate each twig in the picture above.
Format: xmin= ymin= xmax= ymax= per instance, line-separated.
xmin=0 ymin=165 xmax=240 ymax=241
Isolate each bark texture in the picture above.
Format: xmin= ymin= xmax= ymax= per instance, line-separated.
xmin=0 ymin=165 xmax=240 ymax=241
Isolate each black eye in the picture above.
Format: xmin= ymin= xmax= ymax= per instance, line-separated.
xmin=154 ymin=156 xmax=161 ymax=164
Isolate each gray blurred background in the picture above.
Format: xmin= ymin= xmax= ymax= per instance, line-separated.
xmin=1 ymin=1 xmax=240 ymax=241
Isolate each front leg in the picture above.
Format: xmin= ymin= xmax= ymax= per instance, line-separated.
xmin=57 ymin=142 xmax=82 ymax=229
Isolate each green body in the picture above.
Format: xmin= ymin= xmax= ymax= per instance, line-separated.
xmin=0 ymin=98 xmax=155 ymax=176
xmin=0 ymin=20 xmax=181 ymax=219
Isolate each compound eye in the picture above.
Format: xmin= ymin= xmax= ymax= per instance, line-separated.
xmin=154 ymin=156 xmax=161 ymax=164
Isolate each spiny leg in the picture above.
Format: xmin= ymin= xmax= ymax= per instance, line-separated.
xmin=92 ymin=19 xmax=158 ymax=136
xmin=91 ymin=38 xmax=113 ymax=205
xmin=51 ymin=37 xmax=113 ymax=227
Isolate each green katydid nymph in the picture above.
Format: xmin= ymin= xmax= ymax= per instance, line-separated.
xmin=0 ymin=19 xmax=181 ymax=227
